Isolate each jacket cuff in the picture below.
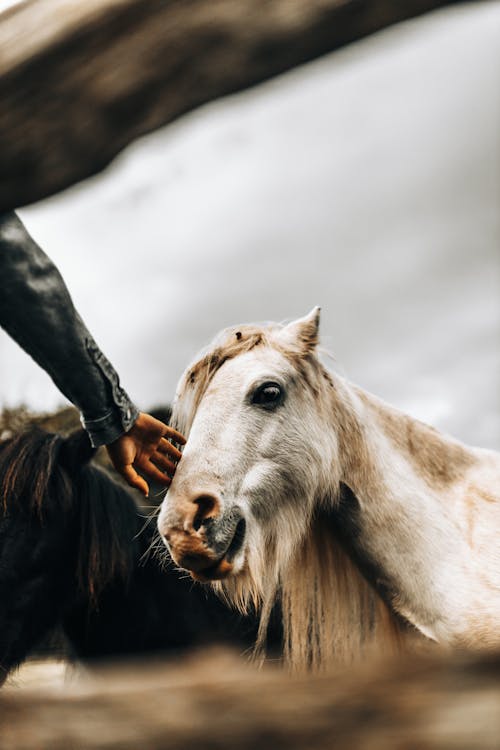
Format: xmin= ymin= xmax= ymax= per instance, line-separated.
xmin=82 ymin=335 xmax=139 ymax=446
xmin=81 ymin=402 xmax=139 ymax=448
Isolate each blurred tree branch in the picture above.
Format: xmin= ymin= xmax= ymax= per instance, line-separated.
xmin=2 ymin=650 xmax=500 ymax=748
xmin=0 ymin=0 xmax=463 ymax=210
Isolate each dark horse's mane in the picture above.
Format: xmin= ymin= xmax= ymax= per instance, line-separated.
xmin=0 ymin=428 xmax=135 ymax=601
xmin=0 ymin=428 xmax=279 ymax=683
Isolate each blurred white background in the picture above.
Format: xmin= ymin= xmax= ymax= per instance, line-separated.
xmin=1 ymin=1 xmax=499 ymax=448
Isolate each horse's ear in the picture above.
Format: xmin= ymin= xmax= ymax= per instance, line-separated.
xmin=59 ymin=429 xmax=97 ymax=472
xmin=279 ymin=307 xmax=321 ymax=354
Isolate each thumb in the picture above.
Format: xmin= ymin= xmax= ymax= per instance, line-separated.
xmin=120 ymin=463 xmax=150 ymax=497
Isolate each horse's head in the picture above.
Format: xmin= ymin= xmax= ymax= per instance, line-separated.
xmin=158 ymin=308 xmax=340 ymax=608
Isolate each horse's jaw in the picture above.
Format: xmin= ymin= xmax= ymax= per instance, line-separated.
xmin=188 ymin=556 xmax=236 ymax=583
xmin=157 ymin=487 xmax=249 ymax=583
xmin=188 ymin=517 xmax=248 ymax=583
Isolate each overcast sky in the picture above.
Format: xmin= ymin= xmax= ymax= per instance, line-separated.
xmin=1 ymin=2 xmax=499 ymax=450
xmin=0 ymin=0 xmax=22 ymax=13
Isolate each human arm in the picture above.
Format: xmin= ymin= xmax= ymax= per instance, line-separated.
xmin=0 ymin=211 xmax=183 ymax=494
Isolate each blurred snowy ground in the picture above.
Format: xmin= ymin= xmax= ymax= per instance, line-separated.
xmin=1 ymin=1 xmax=499 ymax=448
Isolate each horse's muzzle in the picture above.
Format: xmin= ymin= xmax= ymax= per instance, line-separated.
xmin=158 ymin=498 xmax=246 ymax=582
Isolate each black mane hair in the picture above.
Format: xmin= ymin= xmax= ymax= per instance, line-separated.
xmin=0 ymin=428 xmax=281 ymax=682
xmin=1 ymin=428 xmax=135 ymax=600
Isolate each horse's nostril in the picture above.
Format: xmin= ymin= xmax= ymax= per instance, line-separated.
xmin=192 ymin=494 xmax=219 ymax=532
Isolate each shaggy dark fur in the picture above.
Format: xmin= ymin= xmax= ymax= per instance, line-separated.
xmin=0 ymin=428 xmax=279 ymax=682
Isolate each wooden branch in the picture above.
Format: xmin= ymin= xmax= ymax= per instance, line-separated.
xmin=1 ymin=649 xmax=500 ymax=749
xmin=0 ymin=0 xmax=462 ymax=211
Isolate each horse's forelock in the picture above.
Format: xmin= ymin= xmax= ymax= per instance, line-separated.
xmin=173 ymin=322 xmax=324 ymax=437
xmin=173 ymin=325 xmax=273 ymax=435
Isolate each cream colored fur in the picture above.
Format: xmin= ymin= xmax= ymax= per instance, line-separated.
xmin=158 ymin=309 xmax=500 ymax=670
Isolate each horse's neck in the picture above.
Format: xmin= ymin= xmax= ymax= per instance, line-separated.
xmin=339 ymin=382 xmax=478 ymax=494
xmin=327 ymin=379 xmax=488 ymax=643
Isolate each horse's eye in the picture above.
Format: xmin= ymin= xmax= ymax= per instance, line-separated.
xmin=252 ymin=382 xmax=283 ymax=408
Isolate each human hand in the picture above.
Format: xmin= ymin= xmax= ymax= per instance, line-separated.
xmin=106 ymin=412 xmax=186 ymax=496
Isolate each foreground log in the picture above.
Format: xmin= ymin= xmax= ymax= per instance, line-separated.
xmin=1 ymin=648 xmax=500 ymax=749
xmin=0 ymin=0 xmax=463 ymax=211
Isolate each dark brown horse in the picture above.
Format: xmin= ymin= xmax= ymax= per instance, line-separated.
xmin=0 ymin=427 xmax=280 ymax=684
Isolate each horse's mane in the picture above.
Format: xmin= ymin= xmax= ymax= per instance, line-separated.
xmin=172 ymin=321 xmax=317 ymax=436
xmin=172 ymin=325 xmax=270 ymax=435
xmin=172 ymin=321 xmax=407 ymax=670
xmin=0 ymin=428 xmax=138 ymax=602
xmin=281 ymin=514 xmax=406 ymax=671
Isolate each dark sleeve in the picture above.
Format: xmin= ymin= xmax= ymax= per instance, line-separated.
xmin=0 ymin=212 xmax=139 ymax=447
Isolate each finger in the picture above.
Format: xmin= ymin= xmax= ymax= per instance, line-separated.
xmin=138 ymin=459 xmax=172 ymax=486
xmin=120 ymin=464 xmax=150 ymax=497
xmin=163 ymin=426 xmax=186 ymax=445
xmin=158 ymin=438 xmax=183 ymax=461
xmin=151 ymin=453 xmax=177 ymax=475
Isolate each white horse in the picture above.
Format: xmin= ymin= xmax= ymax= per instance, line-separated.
xmin=158 ymin=308 xmax=500 ymax=670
